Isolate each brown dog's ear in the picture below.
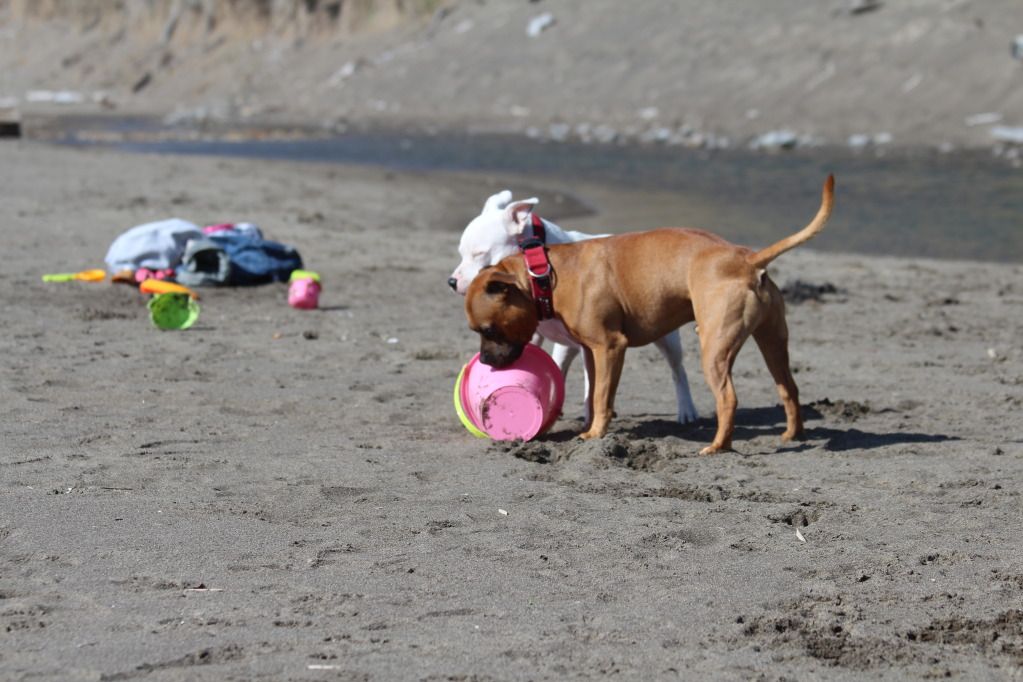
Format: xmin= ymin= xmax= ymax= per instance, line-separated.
xmin=485 ymin=280 xmax=509 ymax=295
xmin=484 ymin=270 xmax=519 ymax=296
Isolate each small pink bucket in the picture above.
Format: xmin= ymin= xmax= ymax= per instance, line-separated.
xmin=288 ymin=277 xmax=321 ymax=309
xmin=456 ymin=345 xmax=565 ymax=441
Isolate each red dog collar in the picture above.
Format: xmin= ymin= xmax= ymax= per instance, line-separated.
xmin=528 ymin=212 xmax=546 ymax=243
xmin=519 ymin=214 xmax=554 ymax=320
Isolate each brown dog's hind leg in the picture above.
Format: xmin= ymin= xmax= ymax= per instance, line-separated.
xmin=753 ymin=310 xmax=803 ymax=442
xmin=695 ymin=288 xmax=758 ymax=455
xmin=698 ymin=347 xmax=740 ymax=455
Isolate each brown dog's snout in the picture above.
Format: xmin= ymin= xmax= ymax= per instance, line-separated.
xmin=447 ymin=277 xmax=458 ymax=291
xmin=479 ymin=341 xmax=525 ymax=368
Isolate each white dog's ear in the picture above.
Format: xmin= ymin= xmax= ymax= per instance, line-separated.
xmin=482 ymin=190 xmax=513 ymax=213
xmin=503 ymin=198 xmax=539 ymax=236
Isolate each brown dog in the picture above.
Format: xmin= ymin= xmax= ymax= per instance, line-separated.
xmin=465 ymin=175 xmax=834 ymax=454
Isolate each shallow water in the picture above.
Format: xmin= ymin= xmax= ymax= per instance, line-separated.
xmin=40 ymin=117 xmax=1023 ymax=263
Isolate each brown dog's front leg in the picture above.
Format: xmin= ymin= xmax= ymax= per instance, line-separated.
xmin=579 ymin=342 xmax=626 ymax=440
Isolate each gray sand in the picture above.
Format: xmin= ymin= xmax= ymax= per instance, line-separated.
xmin=2 ymin=143 xmax=1022 ymax=680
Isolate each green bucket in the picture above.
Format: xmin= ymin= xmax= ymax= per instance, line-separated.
xmin=148 ymin=293 xmax=200 ymax=330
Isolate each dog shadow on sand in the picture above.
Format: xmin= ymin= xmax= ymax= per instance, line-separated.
xmin=537 ymin=403 xmax=957 ymax=456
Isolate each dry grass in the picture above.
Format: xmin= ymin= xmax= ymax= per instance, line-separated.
xmin=4 ymin=0 xmax=449 ymax=38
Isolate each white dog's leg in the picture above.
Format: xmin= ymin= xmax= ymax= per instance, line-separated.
xmin=653 ymin=331 xmax=699 ymax=424
xmin=551 ymin=342 xmax=578 ymax=375
xmin=581 ymin=356 xmax=593 ymax=426
xmin=551 ymin=342 xmax=588 ymax=422
xmin=581 ymin=346 xmax=596 ymax=431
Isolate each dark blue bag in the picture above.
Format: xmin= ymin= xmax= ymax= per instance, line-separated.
xmin=209 ymin=231 xmax=303 ymax=285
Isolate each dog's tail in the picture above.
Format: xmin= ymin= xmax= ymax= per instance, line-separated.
xmin=746 ymin=175 xmax=834 ymax=270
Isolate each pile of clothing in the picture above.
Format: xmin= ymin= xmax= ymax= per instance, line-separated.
xmin=105 ymin=218 xmax=303 ymax=286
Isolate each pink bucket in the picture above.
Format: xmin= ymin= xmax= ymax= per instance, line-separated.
xmin=288 ymin=278 xmax=321 ymax=309
xmin=456 ymin=344 xmax=565 ymax=441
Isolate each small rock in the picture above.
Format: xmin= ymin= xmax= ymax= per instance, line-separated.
xmin=548 ymin=122 xmax=570 ymax=142
xmin=527 ymin=12 xmax=555 ymax=38
xmin=431 ymin=5 xmax=452 ymax=23
xmin=750 ymin=129 xmax=799 ymax=150
xmin=848 ymin=0 xmax=882 ymax=15
xmin=327 ymin=60 xmax=362 ymax=87
xmin=131 ymin=73 xmax=152 ymax=94
xmin=965 ymin=112 xmax=1002 ymax=127
xmin=639 ymin=126 xmax=673 ymax=144
xmin=0 ymin=119 xmax=20 ymax=138
xmin=678 ymin=129 xmax=706 ymax=148
xmin=710 ymin=134 xmax=732 ymax=149
xmin=991 ymin=126 xmax=1023 ymax=144
xmin=26 ymin=89 xmax=85 ymax=104
xmin=164 ymin=105 xmax=207 ymax=125
xmin=0 ymin=105 xmax=21 ymax=138
xmin=782 ymin=280 xmax=841 ymax=304
xmin=849 ymin=132 xmax=893 ymax=148
xmin=638 ymin=106 xmax=659 ymax=120
xmin=1012 ymin=35 xmax=1023 ymax=60
xmin=901 ymin=73 xmax=922 ymax=93
xmin=592 ymin=124 xmax=618 ymax=144
xmin=848 ymin=133 xmax=871 ymax=149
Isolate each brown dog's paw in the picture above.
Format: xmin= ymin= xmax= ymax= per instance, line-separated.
xmin=699 ymin=443 xmax=732 ymax=455
xmin=578 ymin=428 xmax=606 ymax=440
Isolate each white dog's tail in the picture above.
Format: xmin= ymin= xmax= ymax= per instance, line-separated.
xmin=746 ymin=175 xmax=834 ymax=270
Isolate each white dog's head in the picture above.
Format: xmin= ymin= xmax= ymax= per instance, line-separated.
xmin=448 ymin=190 xmax=540 ymax=295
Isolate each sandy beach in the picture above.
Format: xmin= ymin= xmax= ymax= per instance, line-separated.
xmin=1 ymin=141 xmax=1021 ymax=680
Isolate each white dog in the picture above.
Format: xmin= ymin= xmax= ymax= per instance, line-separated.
xmin=449 ymin=190 xmax=699 ymax=424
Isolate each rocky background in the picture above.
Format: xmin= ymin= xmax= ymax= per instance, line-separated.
xmin=3 ymin=0 xmax=1023 ymax=151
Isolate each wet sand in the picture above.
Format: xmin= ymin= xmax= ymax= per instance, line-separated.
xmin=33 ymin=115 xmax=1023 ymax=263
xmin=2 ymin=142 xmax=1022 ymax=680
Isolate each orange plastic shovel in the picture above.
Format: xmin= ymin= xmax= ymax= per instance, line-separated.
xmin=138 ymin=278 xmax=200 ymax=300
